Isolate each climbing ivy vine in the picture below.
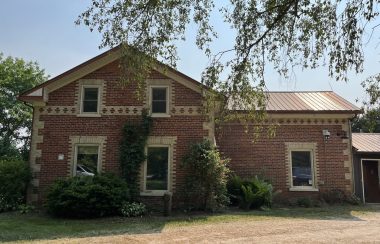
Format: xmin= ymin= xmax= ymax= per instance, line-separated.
xmin=119 ymin=110 xmax=152 ymax=199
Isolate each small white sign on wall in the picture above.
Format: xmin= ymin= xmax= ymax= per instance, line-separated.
xmin=58 ymin=154 xmax=64 ymax=160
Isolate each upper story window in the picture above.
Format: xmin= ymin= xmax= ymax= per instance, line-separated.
xmin=82 ymin=87 xmax=99 ymax=113
xmin=77 ymin=80 xmax=103 ymax=117
xmin=81 ymin=86 xmax=99 ymax=114
xmin=151 ymin=86 xmax=169 ymax=116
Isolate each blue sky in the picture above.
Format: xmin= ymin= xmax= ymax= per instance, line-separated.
xmin=1 ymin=0 xmax=379 ymax=106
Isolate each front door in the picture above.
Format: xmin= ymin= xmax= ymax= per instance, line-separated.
xmin=363 ymin=160 xmax=380 ymax=203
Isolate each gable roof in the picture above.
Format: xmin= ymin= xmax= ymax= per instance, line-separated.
xmin=19 ymin=45 xmax=205 ymax=102
xmin=265 ymin=91 xmax=360 ymax=114
xmin=352 ymin=133 xmax=380 ymax=153
xmin=18 ymin=47 xmax=360 ymax=115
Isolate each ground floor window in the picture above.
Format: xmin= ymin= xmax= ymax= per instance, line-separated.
xmin=286 ymin=142 xmax=318 ymax=191
xmin=145 ymin=146 xmax=169 ymax=191
xmin=291 ymin=150 xmax=314 ymax=187
xmin=75 ymin=145 xmax=99 ymax=176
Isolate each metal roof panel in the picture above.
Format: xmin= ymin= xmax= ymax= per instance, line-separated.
xmin=352 ymin=133 xmax=380 ymax=153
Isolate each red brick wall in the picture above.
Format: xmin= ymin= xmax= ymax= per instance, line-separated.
xmin=174 ymin=82 xmax=203 ymax=106
xmin=48 ymin=82 xmax=76 ymax=106
xmin=33 ymin=61 xmax=208 ymax=208
xmin=217 ymin=122 xmax=352 ymax=201
xmin=32 ymin=60 xmax=353 ymax=208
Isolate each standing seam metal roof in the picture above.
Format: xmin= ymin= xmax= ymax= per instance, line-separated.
xmin=352 ymin=133 xmax=380 ymax=153
xmin=264 ymin=91 xmax=360 ymax=113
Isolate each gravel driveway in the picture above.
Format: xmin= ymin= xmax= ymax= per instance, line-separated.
xmin=34 ymin=206 xmax=380 ymax=244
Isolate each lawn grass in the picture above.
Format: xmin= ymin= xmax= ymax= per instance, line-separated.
xmin=0 ymin=205 xmax=377 ymax=243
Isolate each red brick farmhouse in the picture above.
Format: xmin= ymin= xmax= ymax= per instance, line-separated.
xmin=19 ymin=47 xmax=360 ymax=207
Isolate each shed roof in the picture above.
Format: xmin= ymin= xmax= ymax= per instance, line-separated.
xmin=265 ymin=91 xmax=360 ymax=113
xmin=352 ymin=133 xmax=380 ymax=153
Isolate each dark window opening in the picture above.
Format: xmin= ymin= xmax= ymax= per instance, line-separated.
xmin=83 ymin=87 xmax=99 ymax=113
xmin=151 ymin=88 xmax=167 ymax=114
xmin=291 ymin=151 xmax=313 ymax=187
xmin=76 ymin=145 xmax=98 ymax=176
xmin=146 ymin=147 xmax=168 ymax=190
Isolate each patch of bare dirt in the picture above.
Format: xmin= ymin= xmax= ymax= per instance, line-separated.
xmin=34 ymin=208 xmax=380 ymax=243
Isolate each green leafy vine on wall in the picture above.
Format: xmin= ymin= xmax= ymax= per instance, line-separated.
xmin=119 ymin=110 xmax=152 ymax=199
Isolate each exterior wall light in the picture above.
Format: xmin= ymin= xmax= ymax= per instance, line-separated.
xmin=323 ymin=129 xmax=330 ymax=142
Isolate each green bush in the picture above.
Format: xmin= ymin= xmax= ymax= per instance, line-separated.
xmin=240 ymin=185 xmax=256 ymax=210
xmin=321 ymin=189 xmax=362 ymax=205
xmin=121 ymin=202 xmax=147 ymax=217
xmin=296 ymin=197 xmax=312 ymax=208
xmin=226 ymin=174 xmax=243 ymax=206
xmin=321 ymin=189 xmax=346 ymax=204
xmin=46 ymin=174 xmax=130 ymax=218
xmin=0 ymin=158 xmax=31 ymax=212
xmin=182 ymin=139 xmax=230 ymax=211
xmin=18 ymin=204 xmax=35 ymax=214
xmin=227 ymin=175 xmax=273 ymax=209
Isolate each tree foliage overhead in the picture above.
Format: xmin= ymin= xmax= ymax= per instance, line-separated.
xmin=77 ymin=0 xmax=380 ymax=124
xmin=0 ymin=54 xmax=46 ymax=159
xmin=351 ymin=107 xmax=380 ymax=133
xmin=353 ymin=74 xmax=380 ymax=133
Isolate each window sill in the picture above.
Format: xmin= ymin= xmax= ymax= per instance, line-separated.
xmin=140 ymin=191 xmax=170 ymax=197
xmin=150 ymin=114 xmax=171 ymax=118
xmin=289 ymin=187 xmax=319 ymax=192
xmin=76 ymin=114 xmax=101 ymax=118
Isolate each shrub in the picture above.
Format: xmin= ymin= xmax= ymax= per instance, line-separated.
xmin=321 ymin=189 xmax=346 ymax=204
xmin=321 ymin=189 xmax=362 ymax=205
xmin=296 ymin=197 xmax=312 ymax=208
xmin=240 ymin=185 xmax=256 ymax=210
xmin=226 ymin=174 xmax=243 ymax=206
xmin=182 ymin=139 xmax=230 ymax=211
xmin=18 ymin=204 xmax=35 ymax=214
xmin=46 ymin=174 xmax=129 ymax=218
xmin=227 ymin=175 xmax=273 ymax=209
xmin=121 ymin=202 xmax=147 ymax=217
xmin=0 ymin=158 xmax=31 ymax=212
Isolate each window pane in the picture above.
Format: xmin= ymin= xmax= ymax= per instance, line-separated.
xmin=291 ymin=151 xmax=313 ymax=187
xmin=83 ymin=87 xmax=98 ymax=112
xmin=152 ymin=101 xmax=167 ymax=113
xmin=77 ymin=146 xmax=98 ymax=176
xmin=152 ymin=88 xmax=167 ymax=113
xmin=83 ymin=101 xmax=98 ymax=112
xmin=146 ymin=147 xmax=168 ymax=190
xmin=152 ymin=88 xmax=166 ymax=100
xmin=84 ymin=88 xmax=98 ymax=100
xmin=78 ymin=146 xmax=98 ymax=154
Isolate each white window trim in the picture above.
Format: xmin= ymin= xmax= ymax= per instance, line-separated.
xmin=141 ymin=145 xmax=171 ymax=196
xmin=72 ymin=144 xmax=101 ymax=176
xmin=288 ymin=146 xmax=319 ymax=192
xmin=149 ymin=85 xmax=170 ymax=117
xmin=79 ymin=85 xmax=101 ymax=117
